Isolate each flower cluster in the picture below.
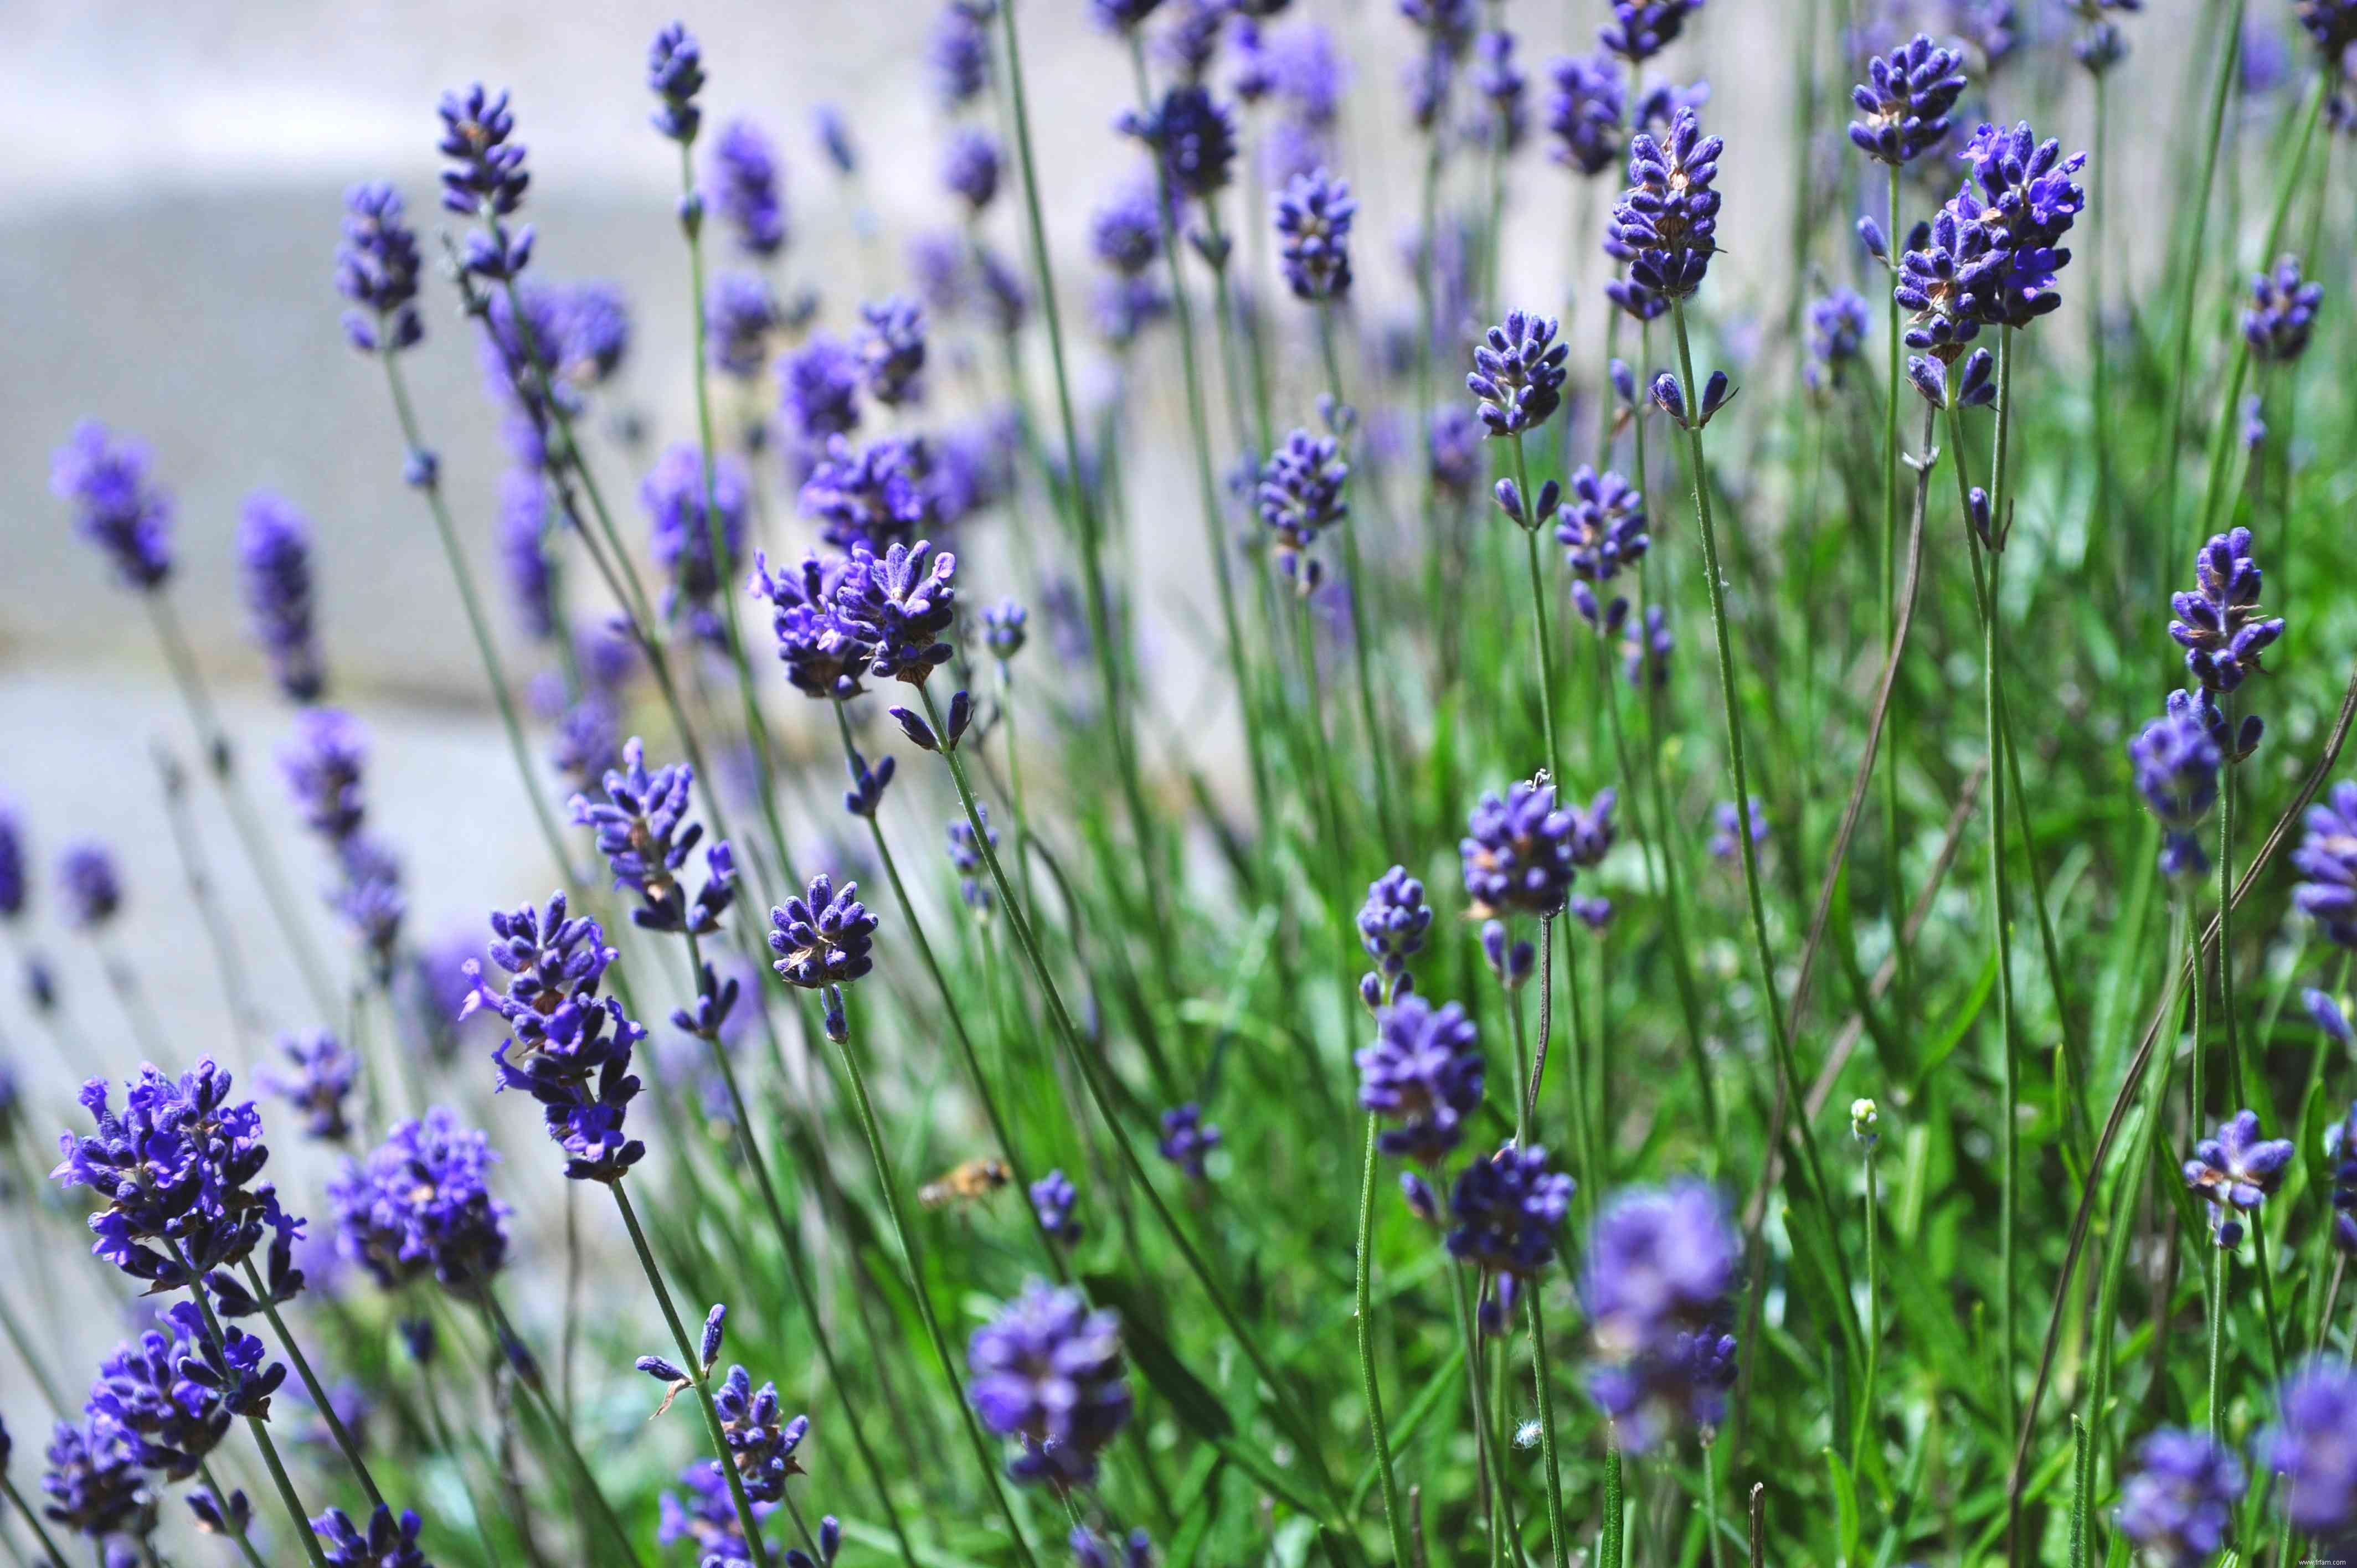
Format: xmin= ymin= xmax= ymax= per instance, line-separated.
xmin=1157 ymin=1103 xmax=1222 ymax=1180
xmin=328 ymin=1110 xmax=511 ymax=1297
xmin=2296 ymin=782 xmax=2357 ymax=950
xmin=1357 ymin=865 xmax=1432 ymax=1009
xmin=645 ymin=22 xmax=705 ymax=144
xmin=859 ymin=297 xmax=928 ymax=408
xmin=2183 ymin=1109 xmax=2293 ymax=1248
xmin=1546 ymin=53 xmax=1627 ymax=177
xmin=947 ymin=806 xmax=996 ymax=912
xmin=709 ymin=117 xmax=787 ymax=258
xmin=1606 ymin=106 xmax=1721 ymax=301
xmin=1357 ymin=996 xmax=1483 ymax=1163
xmin=259 ymin=1032 xmax=359 ymax=1143
xmin=437 ymin=84 xmax=533 ymax=278
xmin=1449 ymin=1142 xmax=1574 ymax=1333
xmin=711 ymin=1367 xmax=809 ymax=1503
xmin=1256 ymin=429 xmax=1349 ymax=592
xmin=642 ymin=443 xmax=750 ymax=646
xmin=660 ymin=1458 xmax=775 ymax=1567
xmin=2246 ymin=255 xmax=2324 ymax=364
xmin=801 ymin=435 xmax=930 ymax=554
xmin=769 ymin=873 xmax=877 ymax=991
xmin=2170 ymin=527 xmax=2283 ymax=697
xmin=335 ymin=182 xmax=425 ymax=353
xmin=2259 ymin=1361 xmax=2357 ymax=1535
xmin=1805 ymin=290 xmax=1871 ymax=393
xmin=1896 ymin=120 xmax=2086 ymax=370
xmin=466 ymin=894 xmax=647 ymax=1183
xmin=969 ymin=1281 xmax=1133 ymax=1492
xmin=1274 ymin=167 xmax=1357 ymax=300
xmin=1468 ymin=310 xmax=1568 ymax=436
xmin=53 ymin=421 xmax=173 ymax=591
xmin=1032 ymin=1170 xmax=1081 ymax=1246
xmin=237 ymin=492 xmax=328 ymax=703
xmin=1599 ymin=0 xmax=1704 ymax=63
xmin=780 ymin=335 xmax=863 ymax=443
xmin=1123 ymin=85 xmax=1236 ymax=200
xmin=1462 ymin=780 xmax=1578 ymax=919
xmin=315 ymin=1505 xmax=433 ymax=1568
xmin=1556 ymin=466 xmax=1649 ymax=630
xmin=52 ymin=1060 xmax=286 ymax=1293
xmin=2114 ymin=1428 xmax=2244 ymax=1567
xmin=40 ymin=1415 xmax=152 ymax=1540
xmin=56 ymin=842 xmax=122 ymax=931
xmin=1581 ymin=1180 xmax=1740 ymax=1451
xmin=281 ymin=709 xmax=407 ymax=971
xmin=86 ymin=1303 xmax=282 ymax=1479
xmin=707 ymin=272 xmax=779 ymax=380
xmin=570 ymin=738 xmax=737 ymax=937
xmin=944 ymin=127 xmax=1002 ymax=212
xmin=2127 ymin=692 xmax=2223 ymax=880
xmin=1847 ymin=33 xmax=1968 ymax=166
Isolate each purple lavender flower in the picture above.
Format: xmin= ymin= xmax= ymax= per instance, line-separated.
xmin=1599 ymin=0 xmax=1703 ymax=63
xmin=2328 ymin=1095 xmax=2357 ymax=1255
xmin=1157 ymin=0 xmax=1228 ymax=82
xmin=1849 ymin=34 xmax=1968 ymax=166
xmin=1806 ymin=291 xmax=1871 ymax=391
xmin=570 ymin=738 xmax=736 ymax=937
xmin=2169 ymin=527 xmax=2282 ymax=696
xmin=328 ymin=1110 xmax=510 ymax=1297
xmin=709 ymin=117 xmax=788 ymax=259
xmin=1157 ymin=1103 xmax=1222 ymax=1179
xmin=281 ymin=707 xmax=368 ymax=844
xmin=707 ymin=271 xmax=780 ymax=380
xmin=1428 ymin=404 xmax=1482 ymax=503
xmin=813 ymin=106 xmax=858 ymax=177
xmin=39 ymin=1417 xmax=150 ymax=1540
xmin=2297 ymin=0 xmax=2357 ymax=59
xmin=645 ymin=22 xmax=704 ymax=143
xmin=0 ymin=799 xmax=25 ymax=921
xmin=1357 ymin=865 xmax=1433 ymax=1008
xmin=799 ymin=435 xmax=928 ymax=554
xmin=2247 ymin=255 xmax=2324 ymax=364
xmin=1399 ymin=0 xmax=1478 ymax=56
xmin=53 ymin=422 xmax=172 ymax=591
xmin=976 ymin=243 xmax=1031 ymax=335
xmin=2297 ymin=782 xmax=2357 ymax=949
xmin=336 ymin=182 xmax=425 ymax=353
xmin=2112 ymin=1428 xmax=2243 ymax=1566
xmin=1095 ymin=0 xmax=1166 ymax=30
xmin=56 ymin=842 xmax=122 ymax=931
xmin=660 ymin=1459 xmax=775 ymax=1566
xmin=1902 ymin=121 xmax=2086 ymax=338
xmin=698 ymin=1368 xmax=806 ymax=1503
xmin=833 ymin=540 xmax=958 ymax=686
xmin=752 ymin=552 xmax=874 ymax=702
xmin=1547 ymin=52 xmax=1627 ymax=177
xmin=2128 ymin=693 xmax=2223 ymax=879
xmin=84 ymin=1305 xmax=255 ymax=1480
xmin=859 ymin=297 xmax=928 ymax=408
xmin=768 ymin=873 xmax=877 ymax=990
xmin=2184 ymin=1108 xmax=2294 ymax=1247
xmin=438 ymin=84 xmax=533 ymax=278
xmin=1579 ymin=1179 xmax=1738 ymax=1442
xmin=551 ymin=694 xmax=622 ymax=791
xmin=943 ymin=128 xmax=1003 ymax=213
xmin=1588 ymin=1325 xmax=1737 ymax=1452
xmin=1071 ymin=1526 xmax=1155 ymax=1568
xmin=1607 ymin=106 xmax=1721 ymax=301
xmin=1123 ymin=85 xmax=1237 ymax=200
xmin=642 ymin=443 xmax=750 ymax=646
xmin=468 ymin=894 xmax=646 ymax=1183
xmin=1032 ymin=1170 xmax=1081 ymax=1245
xmin=1092 ymin=180 xmax=1164 ymax=277
xmin=563 ymin=282 xmax=632 ymax=387
xmin=968 ymin=1281 xmax=1133 ymax=1491
xmin=52 ymin=1060 xmax=277 ymax=1290
xmin=1471 ymin=30 xmax=1529 ymax=152
xmin=1449 ymin=1141 xmax=1574 ymax=1333
xmin=1273 ymin=168 xmax=1356 ymax=301
xmin=984 ymin=601 xmax=1028 ymax=663
xmin=260 ymin=1032 xmax=359 ymax=1142
xmin=315 ymin=1505 xmax=430 ymax=1568
xmin=1707 ymin=798 xmax=1767 ymax=863
xmin=237 ymin=492 xmax=327 ymax=703
xmin=1468 ymin=310 xmax=1569 ymax=437
xmin=2260 ymin=1361 xmax=2357 ymax=1533
xmin=1556 ymin=466 xmax=1649 ymax=603
xmin=1356 ymin=996 xmax=1483 ymax=1162
xmin=932 ymin=3 xmax=994 ymax=106
xmin=779 ymin=336 xmax=863 ymax=443
xmin=1461 ymin=780 xmax=1578 ymax=919
xmin=1257 ymin=429 xmax=1348 ymax=593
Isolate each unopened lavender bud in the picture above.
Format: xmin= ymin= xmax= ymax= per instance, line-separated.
xmin=404 ymin=450 xmax=440 ymax=489
xmin=1494 ymin=477 xmax=1526 ymax=523
xmin=1401 ymin=1170 xmax=1441 ymax=1224
xmin=1698 ymin=370 xmax=1733 ymax=424
xmin=1903 ymin=219 xmax=1931 ymax=253
xmin=1359 ymin=972 xmax=1384 ymax=1013
xmin=945 ymin=689 xmax=974 ymax=749
xmin=1850 ymin=1097 xmax=1879 ymax=1149
xmin=889 ymin=706 xmax=939 ymax=751
xmin=823 ymin=984 xmax=848 ymax=1044
xmin=1955 ymin=349 xmax=1996 ymax=408
xmin=1188 ymin=229 xmax=1232 ymax=269
xmin=1856 ymin=216 xmax=1887 ymax=262
xmin=1072 ymin=1528 xmax=1112 ymax=1568
xmin=636 ymin=1355 xmax=687 ymax=1383
xmin=1317 ymin=392 xmax=1356 ymax=436
xmin=678 ymin=190 xmax=704 ymax=235
xmin=1967 ymin=487 xmax=1993 ymax=549
xmin=819 ymin=1515 xmax=841 ymax=1565
xmin=1650 ymin=372 xmax=1687 ymax=426
xmin=699 ymin=1304 xmax=727 ymax=1368
xmin=1905 ymin=355 xmax=1948 ymax=408
xmin=1481 ymin=919 xmax=1535 ymax=989
xmin=1534 ymin=478 xmax=1561 ymax=517
xmin=1609 ymin=358 xmax=1636 ymax=405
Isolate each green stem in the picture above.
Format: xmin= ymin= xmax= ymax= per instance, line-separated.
xmin=2208 ymin=1244 xmax=2227 ymax=1440
xmin=1702 ymin=1436 xmax=1725 ymax=1568
xmin=240 ymin=1259 xmax=382 ymax=1509
xmin=1355 ymin=1115 xmax=1414 ymax=1568
xmin=144 ymin=594 xmax=338 ymax=1017
xmin=197 ymin=1458 xmax=273 ymax=1568
xmin=1665 ymin=300 xmax=1836 ymax=1237
xmin=821 ymin=996 xmax=1043 ymax=1568
xmin=1526 ymin=1287 xmax=1570 ymax=1568
xmin=472 ymin=1292 xmax=648 ymax=1568
xmin=1881 ymin=162 xmax=1910 ymax=1019
xmin=2220 ymin=736 xmax=2242 ymax=1108
xmin=2159 ymin=4 xmax=2247 ymax=575
xmin=917 ymin=685 xmax=1346 ymax=1513
xmin=380 ymin=350 xmax=579 ymax=885
xmin=1854 ymin=1143 xmax=1880 ymax=1481
xmin=610 ymin=1181 xmax=776 ymax=1568
xmin=1602 ymin=1431 xmax=1624 ymax=1568
xmin=1452 ymin=1264 xmax=1505 ymax=1568
xmin=1316 ymin=312 xmax=1398 ymax=849
xmin=0 ymin=1288 xmax=66 ymax=1416
xmin=1509 ymin=434 xmax=1563 ymax=786
xmin=997 ymin=0 xmax=1170 ymax=870
xmin=1 ymin=1475 xmax=71 ymax=1568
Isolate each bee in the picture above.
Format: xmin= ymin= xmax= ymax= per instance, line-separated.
xmin=920 ymin=1158 xmax=1011 ymax=1210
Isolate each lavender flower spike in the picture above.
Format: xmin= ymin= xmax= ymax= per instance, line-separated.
xmin=1847 ymin=34 xmax=1969 ymax=167
xmin=2169 ymin=527 xmax=2282 ymax=695
xmin=709 ymin=117 xmax=788 ymax=259
xmin=1274 ymin=168 xmax=1357 ymax=301
xmin=336 ymin=182 xmax=425 ymax=353
xmin=2295 ymin=781 xmax=2357 ymax=950
xmin=2114 ymin=1429 xmax=2245 ymax=1567
xmin=645 ymin=22 xmax=706 ymax=145
xmin=1356 ymin=995 xmax=1483 ymax=1163
xmin=2183 ymin=1108 xmax=2294 ymax=1247
xmin=968 ymin=1281 xmax=1133 ymax=1492
xmin=238 ymin=491 xmax=327 ymax=703
xmin=1448 ymin=1139 xmax=1574 ymax=1333
xmin=1599 ymin=0 xmax=1704 ymax=64
xmin=1607 ymin=106 xmax=1721 ymax=301
xmin=2258 ymin=1360 xmax=2357 ymax=1534
xmin=2127 ymin=693 xmax=2222 ymax=880
xmin=1468 ymin=310 xmax=1569 ymax=437
xmin=2247 ymin=255 xmax=2324 ymax=363
xmin=53 ymin=421 xmax=173 ymax=591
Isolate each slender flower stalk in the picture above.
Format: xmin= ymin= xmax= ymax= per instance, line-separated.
xmin=911 ymin=684 xmax=1347 ymax=1517
xmin=1352 ymin=1113 xmax=1413 ymax=1568
xmin=994 ymin=0 xmax=1169 ymax=876
xmin=1314 ymin=312 xmax=1398 ymax=848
